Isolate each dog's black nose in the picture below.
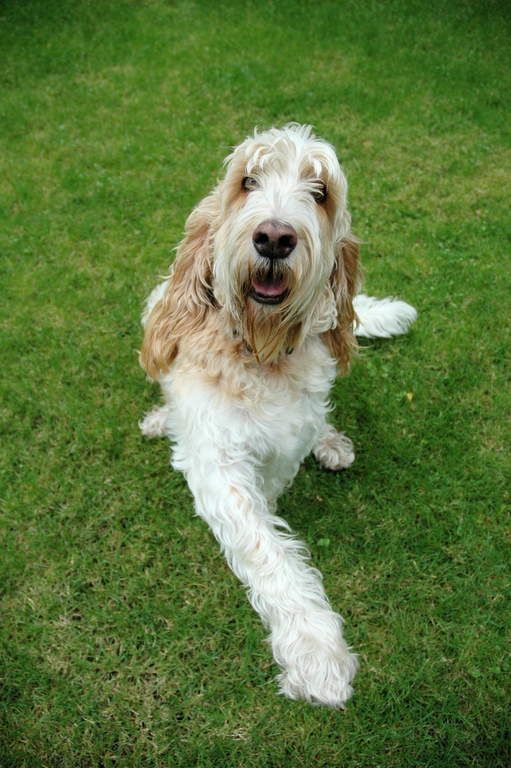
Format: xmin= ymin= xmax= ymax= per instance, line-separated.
xmin=252 ymin=219 xmax=297 ymax=260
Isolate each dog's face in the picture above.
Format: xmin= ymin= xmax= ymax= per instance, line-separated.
xmin=213 ymin=125 xmax=351 ymax=331
xmin=140 ymin=124 xmax=359 ymax=376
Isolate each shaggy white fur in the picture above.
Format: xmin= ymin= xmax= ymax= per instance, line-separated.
xmin=139 ymin=124 xmax=416 ymax=708
xmin=353 ymin=294 xmax=418 ymax=339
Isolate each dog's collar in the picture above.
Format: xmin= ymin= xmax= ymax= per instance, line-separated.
xmin=232 ymin=328 xmax=293 ymax=357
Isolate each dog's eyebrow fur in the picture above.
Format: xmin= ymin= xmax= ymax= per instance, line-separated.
xmin=241 ymin=127 xmax=341 ymax=183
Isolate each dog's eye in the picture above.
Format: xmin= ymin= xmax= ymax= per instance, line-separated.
xmin=242 ymin=176 xmax=259 ymax=192
xmin=311 ymin=181 xmax=328 ymax=204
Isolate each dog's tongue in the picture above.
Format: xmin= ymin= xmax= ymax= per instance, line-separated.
xmin=251 ymin=275 xmax=288 ymax=297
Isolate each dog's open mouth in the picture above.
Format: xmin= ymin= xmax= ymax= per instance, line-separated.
xmin=250 ymin=272 xmax=289 ymax=305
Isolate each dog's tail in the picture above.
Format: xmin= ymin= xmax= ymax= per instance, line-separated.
xmin=353 ymin=294 xmax=417 ymax=338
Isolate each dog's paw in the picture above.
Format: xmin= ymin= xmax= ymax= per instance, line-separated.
xmin=139 ymin=406 xmax=170 ymax=438
xmin=277 ymin=642 xmax=358 ymax=709
xmin=313 ymin=426 xmax=355 ymax=470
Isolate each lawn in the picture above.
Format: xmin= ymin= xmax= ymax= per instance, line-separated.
xmin=0 ymin=1 xmax=509 ymax=766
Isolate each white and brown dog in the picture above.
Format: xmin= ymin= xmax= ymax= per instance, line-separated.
xmin=139 ymin=124 xmax=416 ymax=708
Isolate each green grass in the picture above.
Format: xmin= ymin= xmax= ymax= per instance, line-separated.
xmin=1 ymin=0 xmax=510 ymax=765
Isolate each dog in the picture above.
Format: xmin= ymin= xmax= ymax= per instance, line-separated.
xmin=139 ymin=124 xmax=417 ymax=708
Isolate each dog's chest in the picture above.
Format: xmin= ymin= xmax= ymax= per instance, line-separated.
xmin=167 ymin=337 xmax=336 ymax=472
xmin=228 ymin=342 xmax=335 ymax=457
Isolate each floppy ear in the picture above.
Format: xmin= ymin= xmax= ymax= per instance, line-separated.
xmin=322 ymin=234 xmax=361 ymax=373
xmin=140 ymin=191 xmax=219 ymax=379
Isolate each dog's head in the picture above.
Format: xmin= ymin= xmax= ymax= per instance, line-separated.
xmin=141 ymin=124 xmax=360 ymax=377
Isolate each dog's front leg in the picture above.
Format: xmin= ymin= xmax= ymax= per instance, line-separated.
xmin=313 ymin=423 xmax=355 ymax=471
xmin=183 ymin=457 xmax=358 ymax=708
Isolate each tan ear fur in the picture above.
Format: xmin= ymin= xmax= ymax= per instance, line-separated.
xmin=140 ymin=191 xmax=219 ymax=379
xmin=322 ymin=235 xmax=361 ymax=373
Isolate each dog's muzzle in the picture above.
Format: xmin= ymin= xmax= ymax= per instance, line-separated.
xmin=250 ymin=219 xmax=296 ymax=304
